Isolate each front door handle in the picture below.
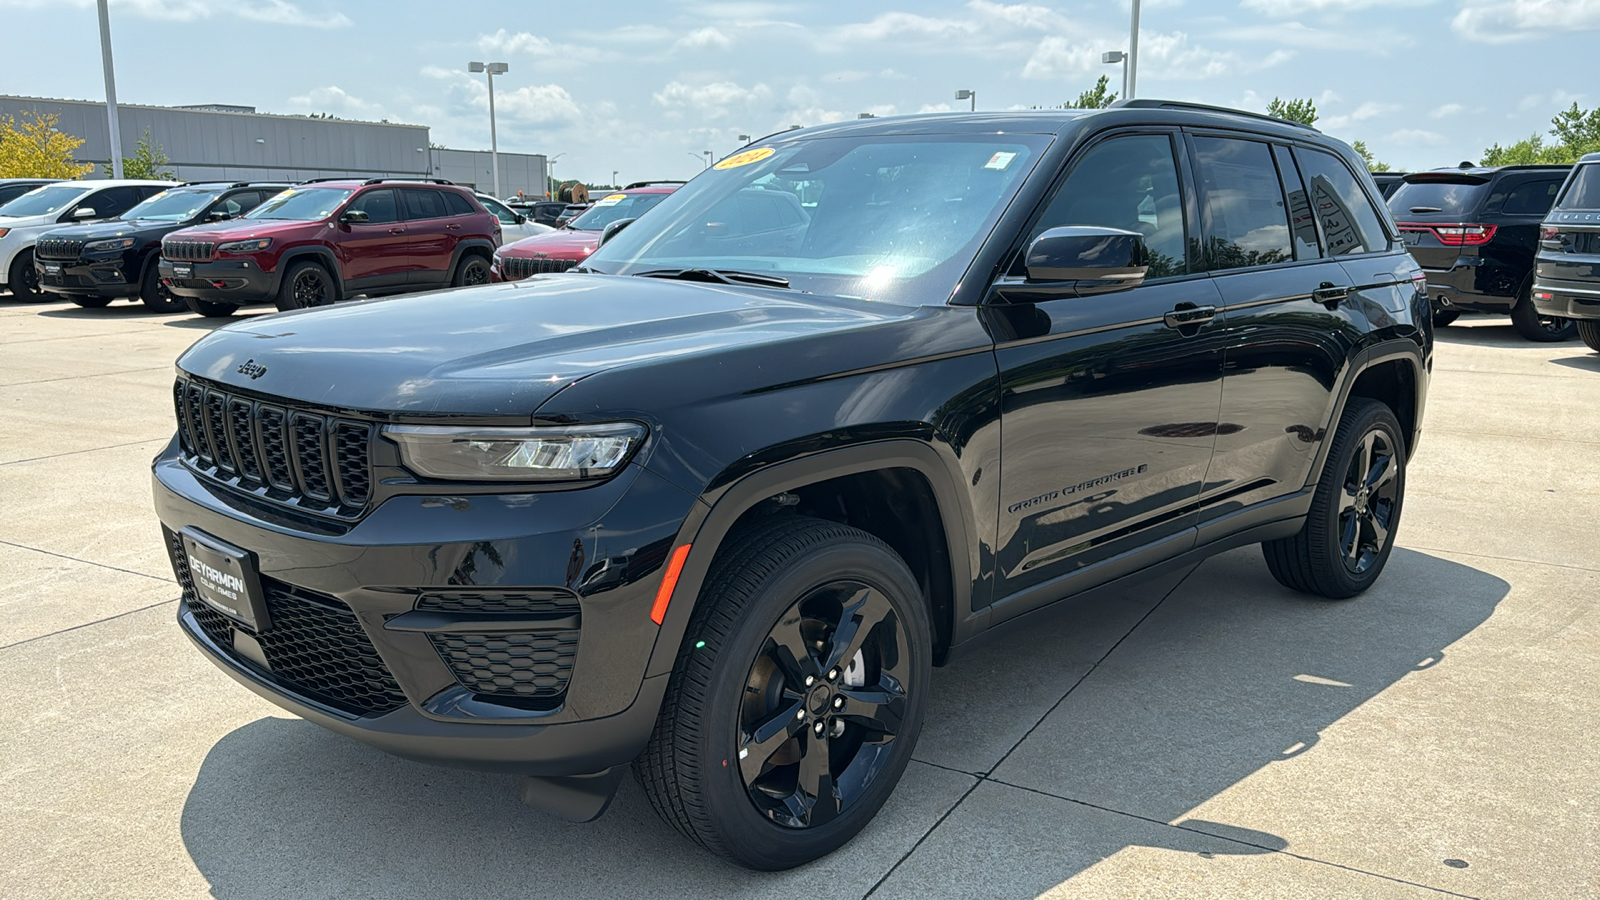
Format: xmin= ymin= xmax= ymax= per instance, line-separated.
xmin=388 ymin=227 xmax=406 ymax=235
xmin=1312 ymin=284 xmax=1349 ymax=306
xmin=1163 ymin=304 xmax=1217 ymax=329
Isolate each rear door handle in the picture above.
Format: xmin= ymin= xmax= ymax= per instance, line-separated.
xmin=1312 ymin=285 xmax=1349 ymax=306
xmin=1163 ymin=304 xmax=1217 ymax=329
xmin=445 ymin=223 xmax=461 ymax=231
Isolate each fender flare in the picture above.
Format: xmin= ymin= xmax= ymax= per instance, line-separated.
xmin=1303 ymin=338 xmax=1427 ymax=490
xmin=275 ymin=247 xmax=347 ymax=300
xmin=448 ymin=239 xmax=497 ymax=277
xmin=641 ymin=440 xmax=979 ymax=680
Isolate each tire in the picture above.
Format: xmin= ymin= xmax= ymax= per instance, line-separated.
xmin=451 ymin=253 xmax=491 ymax=287
xmin=7 ymin=249 xmax=43 ymax=301
xmin=139 ymin=261 xmax=185 ymax=313
xmin=1432 ymin=308 xmax=1460 ymax=327
xmin=183 ymin=296 xmax=237 ymax=318
xmin=1509 ymin=292 xmax=1576 ymax=342
xmin=1577 ymin=320 xmax=1600 ymax=353
xmin=70 ymin=296 xmax=112 ymax=309
xmin=635 ymin=516 xmax=932 ymax=870
xmin=1262 ymin=398 xmax=1406 ymax=599
xmin=275 ymin=260 xmax=336 ymax=312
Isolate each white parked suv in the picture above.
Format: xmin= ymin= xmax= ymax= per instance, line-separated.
xmin=0 ymin=179 xmax=174 ymax=300
xmin=475 ymin=193 xmax=554 ymax=242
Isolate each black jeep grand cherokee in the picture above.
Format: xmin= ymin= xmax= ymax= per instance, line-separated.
xmin=153 ymin=102 xmax=1429 ymax=870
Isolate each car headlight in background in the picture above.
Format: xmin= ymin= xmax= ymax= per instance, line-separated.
xmin=215 ymin=238 xmax=272 ymax=254
xmin=492 ymin=251 xmax=503 ymax=267
xmin=84 ymin=237 xmax=136 ymax=252
xmin=383 ymin=422 xmax=646 ymax=482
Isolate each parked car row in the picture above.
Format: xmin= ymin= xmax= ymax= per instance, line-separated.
xmin=1532 ymin=151 xmax=1600 ymax=353
xmin=492 ymin=181 xmax=683 ymax=281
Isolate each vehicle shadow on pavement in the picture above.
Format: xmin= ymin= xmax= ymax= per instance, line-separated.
xmin=1549 ymin=354 xmax=1600 ymax=372
xmin=176 ymin=547 xmax=1506 ymax=899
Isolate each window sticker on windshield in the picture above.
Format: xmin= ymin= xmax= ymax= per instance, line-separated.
xmin=594 ymin=193 xmax=627 ymax=207
xmin=713 ymin=147 xmax=775 ymax=170
xmin=984 ymin=151 xmax=1018 ymax=171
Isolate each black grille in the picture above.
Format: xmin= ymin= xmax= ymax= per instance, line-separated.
xmin=430 ymin=631 xmax=579 ymax=702
xmin=500 ymin=255 xmax=577 ymax=280
xmin=163 ymin=240 xmax=214 ymax=261
xmin=172 ymin=377 xmax=374 ymax=517
xmin=167 ymin=528 xmax=407 ymax=717
xmin=35 ymin=238 xmax=85 ymax=260
xmin=417 ymin=590 xmax=580 ymax=614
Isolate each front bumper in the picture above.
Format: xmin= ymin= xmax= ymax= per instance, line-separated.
xmin=35 ymin=256 xmax=139 ymax=298
xmin=153 ymin=444 xmax=697 ymax=776
xmin=1532 ymin=278 xmax=1600 ymax=320
xmin=158 ymin=257 xmax=276 ymax=305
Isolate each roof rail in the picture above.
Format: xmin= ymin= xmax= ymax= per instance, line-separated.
xmin=1112 ymin=98 xmax=1320 ymax=132
xmin=624 ymin=180 xmax=688 ymax=189
xmin=298 ymin=176 xmax=360 ymax=184
xmin=361 ymin=176 xmax=456 ymax=186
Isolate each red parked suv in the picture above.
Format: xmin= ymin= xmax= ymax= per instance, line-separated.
xmin=491 ymin=182 xmax=680 ymax=282
xmin=159 ymin=178 xmax=500 ymax=317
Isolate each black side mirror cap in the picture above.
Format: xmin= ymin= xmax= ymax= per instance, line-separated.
xmin=340 ymin=209 xmax=370 ymax=224
xmin=994 ymin=225 xmax=1150 ymax=303
xmin=600 ymin=217 xmax=637 ymax=246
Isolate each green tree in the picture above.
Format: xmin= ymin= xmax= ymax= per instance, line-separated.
xmin=1266 ymin=96 xmax=1318 ymax=128
xmin=103 ymin=128 xmax=174 ymax=180
xmin=1062 ymin=75 xmax=1118 ymax=109
xmin=1352 ymin=140 xmax=1392 ymax=172
xmin=0 ymin=111 xmax=93 ymax=179
xmin=1483 ymin=102 xmax=1600 ymax=165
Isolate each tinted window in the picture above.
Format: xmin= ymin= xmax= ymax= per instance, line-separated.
xmin=1026 ymin=133 xmax=1187 ymax=278
xmin=85 ymin=186 xmax=146 ymax=218
xmin=1555 ymin=164 xmax=1600 ymax=210
xmin=1297 ymin=149 xmax=1389 ymax=256
xmin=0 ymin=183 xmax=45 ymax=205
xmin=569 ymin=192 xmax=670 ymax=231
xmin=1193 ymin=136 xmax=1291 ymax=271
xmin=246 ymin=187 xmax=353 ymax=221
xmin=348 ymin=188 xmax=400 ymax=225
xmin=400 ymin=188 xmax=445 ymax=220
xmin=0 ymin=183 xmax=86 ymax=217
xmin=445 ymin=191 xmax=478 ymax=217
xmin=1501 ymin=178 xmax=1564 ymax=216
xmin=1387 ymin=180 xmax=1486 ymax=218
xmin=1274 ymin=144 xmax=1320 ymax=259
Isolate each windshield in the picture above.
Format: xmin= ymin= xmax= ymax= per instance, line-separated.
xmin=584 ymin=134 xmax=1050 ymax=303
xmin=1555 ymin=164 xmax=1600 ymax=211
xmin=245 ymin=187 xmax=353 ymax=221
xmin=568 ymin=192 xmax=671 ymax=231
xmin=122 ymin=189 xmax=225 ymax=222
xmin=0 ymin=183 xmax=88 ymax=218
xmin=1387 ymin=180 xmax=1486 ymax=218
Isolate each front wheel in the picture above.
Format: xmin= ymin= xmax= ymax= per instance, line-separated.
xmin=275 ymin=260 xmax=336 ymax=312
xmin=7 ymin=249 xmax=43 ymax=301
xmin=183 ymin=296 xmax=237 ymax=318
xmin=70 ymin=296 xmax=113 ymax=309
xmin=140 ymin=262 xmax=186 ymax=312
xmin=1577 ymin=320 xmax=1600 ymax=353
xmin=1262 ymin=398 xmax=1406 ymax=599
xmin=636 ymin=517 xmax=932 ymax=870
xmin=1510 ymin=292 xmax=1576 ymax=342
xmin=451 ymin=253 xmax=490 ymax=287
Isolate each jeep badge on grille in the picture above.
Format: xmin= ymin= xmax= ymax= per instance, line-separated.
xmin=237 ymin=359 xmax=268 ymax=380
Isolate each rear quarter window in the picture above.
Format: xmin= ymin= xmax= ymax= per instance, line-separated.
xmin=1297 ymin=149 xmax=1389 ymax=255
xmin=1555 ymin=164 xmax=1600 ymax=211
xmin=1500 ymin=178 xmax=1564 ymax=216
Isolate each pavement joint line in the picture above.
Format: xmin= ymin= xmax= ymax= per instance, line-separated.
xmin=861 ymin=769 xmax=984 ymax=899
xmin=0 ymin=539 xmax=173 ymax=584
xmin=0 ymin=365 xmax=174 ymax=388
xmin=0 ymin=324 xmax=182 ymax=345
xmin=0 ymin=437 xmax=168 ymax=466
xmin=1402 ymin=544 xmax=1600 ymax=576
xmin=1424 ymin=428 xmax=1600 ymax=446
xmin=0 ymin=597 xmax=178 ymax=654
xmin=1432 ymin=366 xmax=1596 ymax=379
xmin=980 ymin=776 xmax=1481 ymax=900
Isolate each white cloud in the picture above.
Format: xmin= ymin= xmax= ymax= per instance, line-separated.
xmin=675 ymin=27 xmax=732 ymax=50
xmin=1021 ymin=36 xmax=1101 ymax=79
xmin=1430 ymin=103 xmax=1466 ymax=118
xmin=1218 ymin=21 xmax=1397 ymax=51
xmin=1238 ymin=0 xmax=1417 ymax=15
xmin=1025 ymin=29 xmax=1283 ymax=81
xmin=1322 ymin=101 xmax=1402 ymax=129
xmin=653 ymin=80 xmax=771 ymax=120
xmin=1387 ymin=128 xmax=1446 ymax=146
xmin=494 ymin=84 xmax=583 ymax=124
xmin=1453 ymin=0 xmax=1600 ymax=43
xmin=0 ymin=0 xmax=350 ymax=25
xmin=285 ymin=86 xmax=389 ymax=120
xmin=918 ymin=102 xmax=955 ymax=114
xmin=832 ymin=10 xmax=975 ymax=42
xmin=477 ymin=29 xmax=554 ymax=56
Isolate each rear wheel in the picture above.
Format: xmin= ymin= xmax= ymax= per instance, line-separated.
xmin=1432 ymin=308 xmax=1460 ymax=327
xmin=7 ymin=249 xmax=42 ymax=301
xmin=183 ymin=296 xmax=237 ymax=318
xmin=636 ymin=517 xmax=931 ymax=870
xmin=1262 ymin=398 xmax=1406 ymax=599
xmin=69 ymin=296 xmax=112 ymax=309
xmin=1510 ymin=292 xmax=1576 ymax=342
xmin=275 ymin=260 xmax=335 ymax=311
xmin=140 ymin=261 xmax=185 ymax=313
xmin=451 ymin=253 xmax=490 ymax=287
xmin=1578 ymin=320 xmax=1600 ymax=352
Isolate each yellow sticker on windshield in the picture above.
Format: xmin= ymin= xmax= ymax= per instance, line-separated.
xmin=594 ymin=193 xmax=627 ymax=206
xmin=713 ymin=147 xmax=775 ymax=170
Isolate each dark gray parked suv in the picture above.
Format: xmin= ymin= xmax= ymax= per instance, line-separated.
xmin=1534 ymin=152 xmax=1600 ymax=351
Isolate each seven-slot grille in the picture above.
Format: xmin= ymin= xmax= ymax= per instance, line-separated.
xmin=163 ymin=239 xmax=215 ymax=261
xmin=173 ymin=377 xmax=374 ymax=516
xmin=500 ymin=255 xmax=577 ymax=280
xmin=34 ymin=238 xmax=86 ymax=260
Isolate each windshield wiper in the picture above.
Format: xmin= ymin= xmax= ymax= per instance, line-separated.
xmin=634 ymin=268 xmax=790 ymax=289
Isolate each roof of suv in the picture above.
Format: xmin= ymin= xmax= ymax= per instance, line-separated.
xmin=1404 ymin=165 xmax=1571 ymax=182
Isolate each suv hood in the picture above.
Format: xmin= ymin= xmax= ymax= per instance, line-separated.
xmin=176 ymin=274 xmax=912 ymax=417
xmin=40 ymin=219 xmax=167 ymax=241
xmin=500 ymin=229 xmax=600 ymax=261
xmin=166 ymin=218 xmax=314 ymax=243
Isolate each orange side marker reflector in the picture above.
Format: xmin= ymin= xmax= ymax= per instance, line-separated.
xmin=650 ymin=544 xmax=692 ymax=625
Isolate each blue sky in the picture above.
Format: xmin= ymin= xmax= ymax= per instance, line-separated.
xmin=2 ymin=0 xmax=1596 ymax=184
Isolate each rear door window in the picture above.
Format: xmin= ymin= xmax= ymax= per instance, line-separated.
xmin=87 ymin=186 xmax=145 ymax=219
xmin=1192 ymin=136 xmax=1292 ymax=271
xmin=1273 ymin=144 xmax=1321 ymax=259
xmin=1555 ymin=164 xmax=1600 ymax=210
xmin=1296 ymin=149 xmax=1390 ymax=256
xmin=400 ymin=189 xmax=446 ymax=220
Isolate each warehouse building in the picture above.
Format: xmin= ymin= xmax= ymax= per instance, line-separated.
xmin=0 ymin=95 xmax=548 ymax=198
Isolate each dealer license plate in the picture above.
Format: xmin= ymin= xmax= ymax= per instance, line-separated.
xmin=173 ymin=264 xmax=192 ymax=278
xmin=181 ymin=529 xmax=269 ymax=631
xmin=43 ymin=264 xmax=61 ymax=275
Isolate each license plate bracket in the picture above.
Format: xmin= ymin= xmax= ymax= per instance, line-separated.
xmin=43 ymin=264 xmax=62 ymax=275
xmin=173 ymin=264 xmax=193 ymax=278
xmin=181 ymin=528 xmax=270 ymax=631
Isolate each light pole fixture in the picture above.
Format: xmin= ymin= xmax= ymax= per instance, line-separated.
xmin=703 ymin=150 xmax=714 ymax=168
xmin=1101 ymin=50 xmax=1128 ymax=99
xmin=857 ymin=112 xmax=876 ymax=119
xmin=738 ymin=133 xmax=751 ymax=143
xmin=955 ymin=89 xmax=975 ymax=112
xmin=468 ymin=60 xmax=509 ymax=197
xmin=612 ymin=169 xmax=619 ymax=187
xmin=547 ymin=152 xmax=564 ymax=198
xmin=688 ymin=151 xmax=710 ymax=170
xmin=96 ymin=0 xmax=124 ymax=179
xmin=1127 ymin=0 xmax=1141 ymax=99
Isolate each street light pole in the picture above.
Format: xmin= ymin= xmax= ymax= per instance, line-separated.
xmin=96 ymin=0 xmax=123 ymax=179
xmin=469 ymin=61 xmax=509 ymax=198
xmin=955 ymin=89 xmax=976 ymax=112
xmin=1127 ymin=0 xmax=1141 ymax=99
xmin=1101 ymin=51 xmax=1128 ymax=99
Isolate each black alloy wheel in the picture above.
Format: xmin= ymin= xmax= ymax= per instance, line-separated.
xmin=275 ymin=261 xmax=335 ymax=312
xmin=184 ymin=296 xmax=237 ymax=318
xmin=1510 ymin=291 xmax=1577 ymax=342
xmin=7 ymin=249 xmax=42 ymax=301
xmin=737 ymin=582 xmax=909 ymax=829
xmin=141 ymin=261 xmax=186 ymax=313
xmin=453 ymin=255 xmax=490 ymax=287
xmin=1334 ymin=428 xmax=1401 ymax=576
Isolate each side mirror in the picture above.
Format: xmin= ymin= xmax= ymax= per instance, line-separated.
xmin=513 ymin=213 xmax=527 ymax=224
xmin=994 ymin=225 xmax=1150 ymax=303
xmin=339 ymin=209 xmax=370 ymax=224
xmin=600 ymin=217 xmax=637 ymax=246
xmin=206 ymin=210 xmax=233 ymax=222
xmin=72 ymin=207 xmax=97 ymax=219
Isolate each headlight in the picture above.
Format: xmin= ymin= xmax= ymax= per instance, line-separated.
xmin=492 ymin=251 xmax=503 ymax=266
xmin=384 ymin=422 xmax=646 ymax=482
xmin=216 ymin=238 xmax=272 ymax=254
xmin=84 ymin=237 xmax=136 ymax=252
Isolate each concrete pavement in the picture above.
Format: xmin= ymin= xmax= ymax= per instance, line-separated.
xmin=2 ymin=296 xmax=1596 ymax=899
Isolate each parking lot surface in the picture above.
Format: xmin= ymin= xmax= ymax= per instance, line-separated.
xmin=2 ymin=296 xmax=1597 ymax=899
